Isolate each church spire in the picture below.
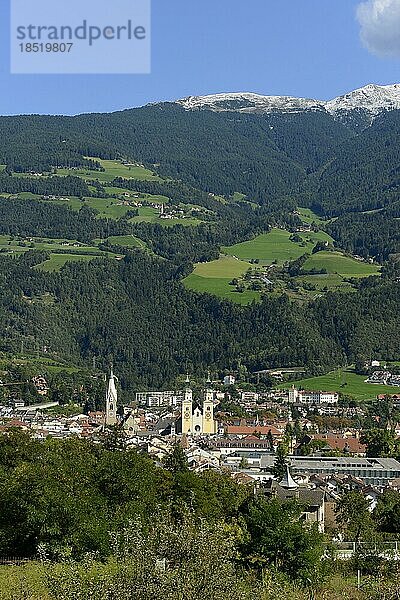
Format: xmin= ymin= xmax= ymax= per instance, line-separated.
xmin=280 ymin=464 xmax=298 ymax=489
xmin=105 ymin=366 xmax=118 ymax=426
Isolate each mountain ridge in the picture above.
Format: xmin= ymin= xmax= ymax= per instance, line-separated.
xmin=173 ymin=83 xmax=400 ymax=121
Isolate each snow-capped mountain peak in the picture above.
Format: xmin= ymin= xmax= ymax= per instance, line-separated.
xmin=176 ymin=92 xmax=324 ymax=114
xmin=173 ymin=84 xmax=400 ymax=122
xmin=325 ymin=83 xmax=400 ymax=116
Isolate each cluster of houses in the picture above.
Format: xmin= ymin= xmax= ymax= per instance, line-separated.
xmin=3 ymin=369 xmax=400 ymax=535
xmin=366 ymin=370 xmax=400 ymax=386
xmin=42 ymin=195 xmax=70 ymax=201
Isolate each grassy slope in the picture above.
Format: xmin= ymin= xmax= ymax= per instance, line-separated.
xmin=186 ymin=227 xmax=380 ymax=304
xmin=0 ymin=235 xmax=121 ymax=272
xmin=302 ymin=252 xmax=380 ymax=277
xmin=296 ymin=207 xmax=326 ymax=227
xmin=222 ymin=229 xmax=334 ymax=265
xmin=278 ymin=368 xmax=400 ymax=401
xmin=35 ymin=253 xmax=101 ymax=272
xmin=57 ymin=158 xmax=160 ymax=182
xmin=295 ymin=251 xmax=380 ymax=292
xmin=184 ymin=255 xmax=259 ymax=305
xmin=1 ymin=159 xmax=206 ymax=227
xmin=106 ymin=235 xmax=145 ymax=248
xmin=0 ymin=236 xmax=81 ymax=253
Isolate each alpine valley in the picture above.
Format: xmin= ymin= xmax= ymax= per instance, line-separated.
xmin=0 ymin=82 xmax=399 ymax=394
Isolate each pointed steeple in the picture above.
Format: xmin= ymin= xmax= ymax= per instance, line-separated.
xmin=105 ymin=366 xmax=118 ymax=426
xmin=280 ymin=464 xmax=299 ymax=489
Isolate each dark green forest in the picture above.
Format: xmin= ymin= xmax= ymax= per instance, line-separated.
xmin=0 ymin=103 xmax=399 ymax=257
xmin=0 ymin=103 xmax=398 ymax=388
xmin=0 ymin=246 xmax=398 ymax=391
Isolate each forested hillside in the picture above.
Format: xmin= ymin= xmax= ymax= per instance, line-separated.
xmin=0 ymin=102 xmax=399 ymax=213
xmin=0 ymin=102 xmax=400 ymax=218
xmin=0 ymin=100 xmax=398 ymax=388
xmin=0 ymin=243 xmax=398 ymax=390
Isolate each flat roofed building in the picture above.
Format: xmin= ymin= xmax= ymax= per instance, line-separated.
xmin=258 ymin=456 xmax=400 ymax=486
xmin=288 ymin=387 xmax=338 ymax=405
xmin=136 ymin=390 xmax=185 ymax=408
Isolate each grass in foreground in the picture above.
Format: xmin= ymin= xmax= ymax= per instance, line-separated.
xmin=0 ymin=563 xmax=368 ymax=600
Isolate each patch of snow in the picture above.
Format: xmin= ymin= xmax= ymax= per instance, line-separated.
xmin=176 ymin=92 xmax=325 ymax=115
xmin=171 ymin=84 xmax=400 ymax=122
xmin=325 ymin=83 xmax=400 ymax=116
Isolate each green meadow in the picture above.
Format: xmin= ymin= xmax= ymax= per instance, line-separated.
xmin=222 ymin=228 xmax=333 ymax=265
xmin=38 ymin=195 xmax=201 ymax=226
xmin=295 ymin=251 xmax=380 ymax=292
xmin=279 ymin=368 xmax=400 ymax=401
xmin=0 ymin=192 xmax=42 ymax=200
xmin=102 ymin=187 xmax=170 ymax=204
xmin=296 ymin=273 xmax=354 ymax=292
xmin=35 ymin=253 xmax=103 ymax=272
xmin=232 ymin=192 xmax=246 ymax=201
xmin=57 ymin=158 xmax=160 ymax=182
xmin=128 ymin=207 xmax=202 ymax=227
xmin=192 ymin=255 xmax=250 ymax=278
xmin=302 ymin=251 xmax=380 ymax=277
xmin=184 ymin=255 xmax=260 ymax=305
xmin=0 ymin=235 xmax=122 ymax=272
xmin=51 ymin=196 xmax=139 ymax=220
xmin=0 ymin=235 xmax=102 ymax=255
xmin=106 ymin=235 xmax=145 ymax=248
xmin=87 ymin=197 xmax=138 ymax=219
xmin=129 ymin=206 xmax=159 ymax=223
xmin=296 ymin=207 xmax=326 ymax=227
xmin=185 ymin=226 xmax=380 ymax=304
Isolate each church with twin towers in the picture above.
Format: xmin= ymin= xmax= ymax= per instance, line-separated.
xmin=105 ymin=368 xmax=217 ymax=435
xmin=180 ymin=387 xmax=217 ymax=435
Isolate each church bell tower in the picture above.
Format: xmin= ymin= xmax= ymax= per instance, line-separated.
xmin=181 ymin=388 xmax=193 ymax=434
xmin=202 ymin=388 xmax=215 ymax=434
xmin=105 ymin=367 xmax=118 ymax=426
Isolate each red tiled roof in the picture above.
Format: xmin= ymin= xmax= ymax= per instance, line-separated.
xmin=312 ymin=434 xmax=366 ymax=454
xmin=225 ymin=425 xmax=281 ymax=436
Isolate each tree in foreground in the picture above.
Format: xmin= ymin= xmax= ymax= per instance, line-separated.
xmin=335 ymin=491 xmax=376 ymax=545
xmin=272 ymin=442 xmax=288 ymax=481
xmin=45 ymin=510 xmax=309 ymax=600
xmin=242 ymin=497 xmax=326 ymax=587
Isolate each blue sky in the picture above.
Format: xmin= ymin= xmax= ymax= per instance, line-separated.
xmin=1 ymin=0 xmax=400 ymax=115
